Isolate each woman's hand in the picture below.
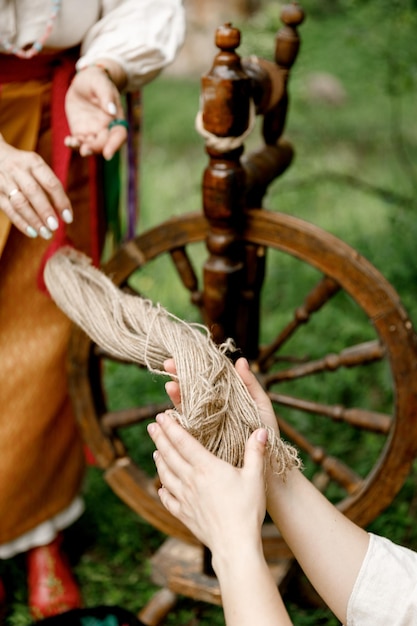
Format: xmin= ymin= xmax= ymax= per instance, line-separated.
xmin=148 ymin=357 xmax=295 ymax=626
xmin=147 ymin=410 xmax=268 ymax=567
xmin=0 ymin=136 xmax=73 ymax=239
xmin=65 ymin=62 xmax=127 ymax=160
xmin=164 ymin=356 xmax=280 ymax=436
xmin=151 ymin=356 xmax=280 ymax=559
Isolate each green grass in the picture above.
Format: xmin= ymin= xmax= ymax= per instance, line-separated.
xmin=5 ymin=1 xmax=417 ymax=624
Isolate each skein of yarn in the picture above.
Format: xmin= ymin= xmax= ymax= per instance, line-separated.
xmin=44 ymin=247 xmax=301 ymax=475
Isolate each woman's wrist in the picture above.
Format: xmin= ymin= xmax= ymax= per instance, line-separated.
xmin=211 ymin=534 xmax=265 ymax=581
xmin=77 ymin=59 xmax=127 ymax=92
xmin=265 ymin=465 xmax=303 ymax=522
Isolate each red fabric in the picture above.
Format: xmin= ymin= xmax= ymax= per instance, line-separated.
xmin=36 ymin=52 xmax=76 ymax=291
xmin=0 ymin=50 xmax=101 ymax=291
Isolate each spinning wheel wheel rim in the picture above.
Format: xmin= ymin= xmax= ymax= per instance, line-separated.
xmin=69 ymin=209 xmax=417 ymax=545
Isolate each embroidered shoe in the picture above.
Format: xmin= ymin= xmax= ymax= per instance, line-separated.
xmin=26 ymin=533 xmax=82 ymax=620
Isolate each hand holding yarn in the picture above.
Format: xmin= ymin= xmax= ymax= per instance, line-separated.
xmin=44 ymin=247 xmax=301 ymax=475
xmin=148 ymin=406 xmax=269 ymax=557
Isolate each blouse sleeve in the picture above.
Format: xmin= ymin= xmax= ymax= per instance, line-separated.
xmin=76 ymin=0 xmax=186 ymax=91
xmin=346 ymin=533 xmax=417 ymax=625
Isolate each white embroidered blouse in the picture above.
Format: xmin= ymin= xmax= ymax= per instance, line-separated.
xmin=0 ymin=0 xmax=186 ymax=89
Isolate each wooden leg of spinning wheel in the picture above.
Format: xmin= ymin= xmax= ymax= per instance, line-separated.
xmin=138 ymin=588 xmax=178 ymax=626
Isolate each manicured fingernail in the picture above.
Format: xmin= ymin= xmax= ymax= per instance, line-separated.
xmin=256 ymin=429 xmax=268 ymax=444
xmin=65 ymin=136 xmax=80 ymax=149
xmin=26 ymin=226 xmax=38 ymax=238
xmin=156 ymin=413 xmax=165 ymax=424
xmin=107 ymin=102 xmax=117 ymax=115
xmin=39 ymin=226 xmax=52 ymax=240
xmin=153 ymin=450 xmax=159 ymax=461
xmin=62 ymin=209 xmax=73 ymax=224
xmin=46 ymin=216 xmax=59 ymax=231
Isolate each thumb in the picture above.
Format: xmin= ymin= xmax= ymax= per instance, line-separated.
xmin=243 ymin=428 xmax=268 ymax=475
xmin=93 ymin=81 xmax=120 ymax=118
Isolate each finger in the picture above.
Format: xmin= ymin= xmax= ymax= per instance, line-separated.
xmin=79 ymin=144 xmax=94 ymax=157
xmin=76 ymin=119 xmax=127 ymax=160
xmin=152 ymin=411 xmax=210 ymax=468
xmin=153 ymin=449 xmax=183 ymax=498
xmin=164 ymin=358 xmax=177 ymax=376
xmin=102 ymin=125 xmax=128 ymax=161
xmin=158 ymin=485 xmax=182 ymax=518
xmin=165 ymin=380 xmax=181 ymax=410
xmin=235 ymin=357 xmax=274 ymax=416
xmin=147 ymin=416 xmax=190 ymax=478
xmin=78 ymin=128 xmax=109 ymax=156
xmin=242 ymin=429 xmax=268 ymax=478
xmin=29 ymin=158 xmax=73 ymax=224
xmin=0 ymin=194 xmax=38 ymax=238
xmin=64 ymin=136 xmax=81 ymax=149
xmin=6 ymin=187 xmax=53 ymax=239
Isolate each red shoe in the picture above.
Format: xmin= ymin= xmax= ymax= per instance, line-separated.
xmin=26 ymin=533 xmax=82 ymax=620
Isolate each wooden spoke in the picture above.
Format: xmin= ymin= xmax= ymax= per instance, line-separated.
xmin=169 ymin=246 xmax=203 ymax=308
xmin=258 ymin=275 xmax=340 ymax=369
xmin=268 ymin=391 xmax=392 ymax=434
xmin=276 ymin=415 xmax=364 ymax=494
xmin=101 ymin=402 xmax=172 ymax=432
xmin=264 ymin=340 xmax=386 ymax=383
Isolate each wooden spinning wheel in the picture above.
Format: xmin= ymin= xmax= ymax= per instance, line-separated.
xmin=68 ymin=3 xmax=417 ymax=622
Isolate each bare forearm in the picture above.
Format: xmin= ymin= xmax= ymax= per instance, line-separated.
xmin=266 ymin=468 xmax=369 ymax=623
xmin=212 ymin=542 xmax=293 ymax=626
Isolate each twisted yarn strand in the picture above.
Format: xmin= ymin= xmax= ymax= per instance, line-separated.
xmin=44 ymin=248 xmax=301 ymax=475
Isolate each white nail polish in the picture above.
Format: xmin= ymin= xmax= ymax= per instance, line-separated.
xmin=46 ymin=216 xmax=59 ymax=231
xmin=26 ymin=226 xmax=38 ymax=238
xmin=39 ymin=226 xmax=52 ymax=240
xmin=107 ymin=102 xmax=117 ymax=116
xmin=62 ymin=209 xmax=73 ymax=224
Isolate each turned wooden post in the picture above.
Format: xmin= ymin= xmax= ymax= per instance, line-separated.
xmin=200 ymin=23 xmax=250 ymax=344
xmin=238 ymin=3 xmax=305 ymax=358
xmin=199 ymin=6 xmax=305 ymax=354
xmin=263 ymin=1 xmax=305 ymax=145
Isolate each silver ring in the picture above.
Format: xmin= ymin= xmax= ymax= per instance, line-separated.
xmin=8 ymin=188 xmax=19 ymax=200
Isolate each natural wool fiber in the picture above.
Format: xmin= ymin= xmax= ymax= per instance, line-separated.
xmin=44 ymin=247 xmax=301 ymax=475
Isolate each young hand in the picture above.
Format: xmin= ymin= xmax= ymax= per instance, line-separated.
xmin=149 ymin=358 xmax=295 ymax=626
xmin=164 ymin=356 xmax=280 ymax=436
xmin=65 ymin=63 xmax=127 ymax=160
xmin=147 ymin=411 xmax=268 ymax=567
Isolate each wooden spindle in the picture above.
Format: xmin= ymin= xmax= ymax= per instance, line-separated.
xmin=200 ymin=24 xmax=249 ymax=343
xmin=263 ymin=2 xmax=305 ymax=145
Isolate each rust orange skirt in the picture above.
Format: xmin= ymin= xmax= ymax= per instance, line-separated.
xmin=0 ymin=80 xmax=99 ymax=543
